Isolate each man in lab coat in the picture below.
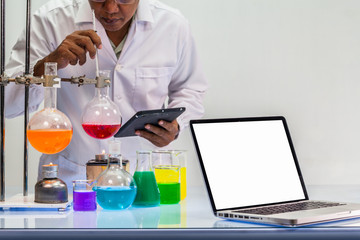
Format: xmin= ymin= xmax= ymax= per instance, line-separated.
xmin=5 ymin=0 xmax=207 ymax=185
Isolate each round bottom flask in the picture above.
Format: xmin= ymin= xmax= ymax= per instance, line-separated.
xmin=27 ymin=106 xmax=73 ymax=154
xmin=27 ymin=62 xmax=73 ymax=154
xmin=82 ymin=70 xmax=122 ymax=139
xmin=93 ymin=156 xmax=137 ymax=210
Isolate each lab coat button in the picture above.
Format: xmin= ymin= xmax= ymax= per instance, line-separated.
xmin=115 ymin=65 xmax=123 ymax=72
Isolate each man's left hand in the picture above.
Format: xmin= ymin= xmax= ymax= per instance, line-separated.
xmin=135 ymin=119 xmax=179 ymax=147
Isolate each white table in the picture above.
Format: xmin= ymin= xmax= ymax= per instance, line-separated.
xmin=0 ymin=185 xmax=360 ymax=239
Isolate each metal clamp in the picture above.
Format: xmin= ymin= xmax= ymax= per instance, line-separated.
xmin=0 ymin=73 xmax=9 ymax=86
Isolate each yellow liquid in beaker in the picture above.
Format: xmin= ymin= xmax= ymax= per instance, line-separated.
xmin=180 ymin=167 xmax=186 ymax=200
xmin=154 ymin=166 xmax=179 ymax=183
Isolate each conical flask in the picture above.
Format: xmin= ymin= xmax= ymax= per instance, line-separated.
xmin=27 ymin=62 xmax=73 ymax=154
xmin=81 ymin=70 xmax=122 ymax=139
xmin=93 ymin=140 xmax=137 ymax=210
xmin=133 ymin=150 xmax=160 ymax=207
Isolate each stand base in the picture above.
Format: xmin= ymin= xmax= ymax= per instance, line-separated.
xmin=0 ymin=193 xmax=71 ymax=211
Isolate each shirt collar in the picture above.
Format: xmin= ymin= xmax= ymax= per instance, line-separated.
xmin=136 ymin=0 xmax=154 ymax=23
xmin=74 ymin=0 xmax=154 ymax=25
xmin=74 ymin=0 xmax=93 ymax=24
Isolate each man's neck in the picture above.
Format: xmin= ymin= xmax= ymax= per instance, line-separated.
xmin=106 ymin=19 xmax=133 ymax=46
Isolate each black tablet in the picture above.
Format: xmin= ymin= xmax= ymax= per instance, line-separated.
xmin=114 ymin=107 xmax=186 ymax=138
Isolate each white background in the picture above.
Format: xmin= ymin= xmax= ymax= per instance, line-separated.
xmin=3 ymin=0 xmax=360 ymax=188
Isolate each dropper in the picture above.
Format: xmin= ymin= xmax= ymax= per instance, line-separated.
xmin=92 ymin=10 xmax=100 ymax=78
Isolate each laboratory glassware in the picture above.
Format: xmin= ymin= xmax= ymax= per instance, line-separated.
xmin=154 ymin=165 xmax=180 ymax=204
xmin=152 ymin=151 xmax=181 ymax=204
xmin=133 ymin=150 xmax=160 ymax=207
xmin=34 ymin=163 xmax=68 ymax=203
xmin=92 ymin=140 xmax=136 ymax=210
xmin=27 ymin=62 xmax=73 ymax=154
xmin=86 ymin=153 xmax=130 ymax=182
xmin=72 ymin=180 xmax=96 ymax=211
xmin=153 ymin=150 xmax=187 ymax=200
xmin=171 ymin=150 xmax=187 ymax=200
xmin=81 ymin=70 xmax=122 ymax=139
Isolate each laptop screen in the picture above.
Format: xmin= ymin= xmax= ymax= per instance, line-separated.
xmin=190 ymin=117 xmax=307 ymax=211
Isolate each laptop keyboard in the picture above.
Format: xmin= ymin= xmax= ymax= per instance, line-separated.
xmin=234 ymin=201 xmax=346 ymax=215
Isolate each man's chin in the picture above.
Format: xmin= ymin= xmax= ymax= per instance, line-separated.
xmin=104 ymin=27 xmax=124 ymax=32
xmin=101 ymin=21 xmax=125 ymax=32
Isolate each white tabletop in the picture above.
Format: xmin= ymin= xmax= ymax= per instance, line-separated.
xmin=1 ymin=184 xmax=360 ymax=228
xmin=0 ymin=185 xmax=360 ymax=239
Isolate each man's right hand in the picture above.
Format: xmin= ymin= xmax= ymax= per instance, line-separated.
xmin=33 ymin=30 xmax=102 ymax=76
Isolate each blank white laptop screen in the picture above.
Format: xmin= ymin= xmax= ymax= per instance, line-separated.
xmin=192 ymin=119 xmax=306 ymax=210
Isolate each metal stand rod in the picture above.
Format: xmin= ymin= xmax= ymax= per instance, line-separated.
xmin=0 ymin=0 xmax=5 ymax=202
xmin=0 ymin=0 xmax=105 ymax=201
xmin=23 ymin=89 xmax=28 ymax=197
xmin=23 ymin=0 xmax=31 ymax=197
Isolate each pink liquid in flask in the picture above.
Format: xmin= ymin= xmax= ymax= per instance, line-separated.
xmin=82 ymin=123 xmax=121 ymax=139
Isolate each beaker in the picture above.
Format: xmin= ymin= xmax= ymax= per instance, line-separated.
xmin=171 ymin=150 xmax=187 ymax=200
xmin=81 ymin=70 xmax=122 ymax=139
xmin=92 ymin=141 xmax=136 ymax=210
xmin=154 ymin=165 xmax=180 ymax=204
xmin=27 ymin=62 xmax=73 ymax=154
xmin=153 ymin=150 xmax=186 ymax=200
xmin=72 ymin=180 xmax=96 ymax=211
xmin=133 ymin=150 xmax=160 ymax=207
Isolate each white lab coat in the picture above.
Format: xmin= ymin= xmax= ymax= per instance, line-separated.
xmin=4 ymin=0 xmax=207 ymax=186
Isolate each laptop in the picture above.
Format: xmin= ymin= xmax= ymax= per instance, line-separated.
xmin=189 ymin=116 xmax=360 ymax=226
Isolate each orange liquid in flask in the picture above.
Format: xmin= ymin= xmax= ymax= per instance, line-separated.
xmin=27 ymin=129 xmax=73 ymax=154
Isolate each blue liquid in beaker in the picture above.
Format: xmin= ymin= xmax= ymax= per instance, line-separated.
xmin=93 ymin=186 xmax=137 ymax=210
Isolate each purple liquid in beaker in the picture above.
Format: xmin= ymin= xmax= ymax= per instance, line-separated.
xmin=73 ymin=190 xmax=97 ymax=211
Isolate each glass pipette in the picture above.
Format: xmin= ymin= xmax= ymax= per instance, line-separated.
xmin=92 ymin=10 xmax=100 ymax=78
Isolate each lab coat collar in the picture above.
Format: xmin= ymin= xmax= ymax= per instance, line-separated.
xmin=74 ymin=0 xmax=154 ymax=25
xmin=136 ymin=0 xmax=154 ymax=23
xmin=75 ymin=0 xmax=92 ymax=24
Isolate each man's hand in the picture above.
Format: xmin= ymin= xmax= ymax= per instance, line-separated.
xmin=33 ymin=30 xmax=102 ymax=76
xmin=135 ymin=119 xmax=179 ymax=147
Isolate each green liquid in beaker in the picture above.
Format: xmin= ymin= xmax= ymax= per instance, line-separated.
xmin=133 ymin=171 xmax=160 ymax=206
xmin=158 ymin=182 xmax=180 ymax=204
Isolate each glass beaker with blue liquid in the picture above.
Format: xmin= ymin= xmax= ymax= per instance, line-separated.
xmin=93 ymin=141 xmax=137 ymax=210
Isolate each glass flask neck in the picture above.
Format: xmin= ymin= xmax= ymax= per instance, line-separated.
xmin=108 ymin=157 xmax=122 ymax=169
xmin=136 ymin=151 xmax=153 ymax=172
xmin=44 ymin=87 xmax=57 ymax=109
xmin=108 ymin=140 xmax=122 ymax=169
xmin=95 ymin=86 xmax=109 ymax=98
